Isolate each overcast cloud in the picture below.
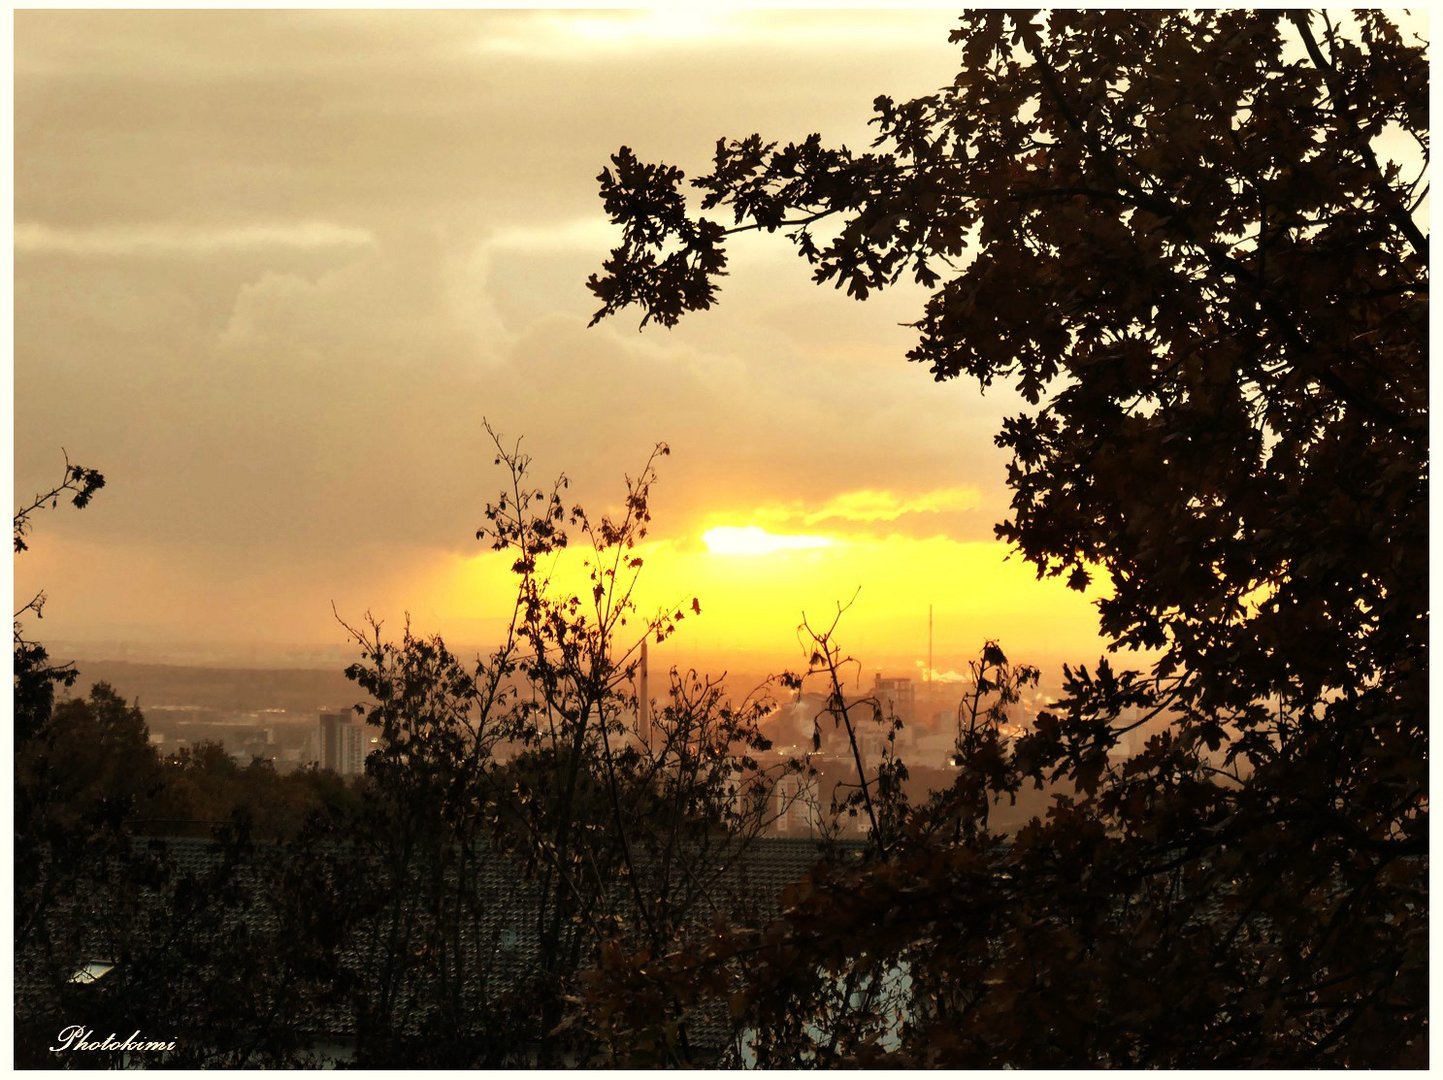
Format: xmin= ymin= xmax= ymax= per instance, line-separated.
xmin=14 ymin=9 xmax=1070 ymax=662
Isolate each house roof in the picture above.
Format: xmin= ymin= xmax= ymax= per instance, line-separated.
xmin=17 ymin=830 xmax=859 ymax=1064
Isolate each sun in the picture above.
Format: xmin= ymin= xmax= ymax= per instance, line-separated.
xmin=701 ymin=526 xmax=835 ymax=557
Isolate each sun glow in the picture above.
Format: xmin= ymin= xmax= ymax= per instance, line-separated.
xmin=428 ymin=530 xmax=1111 ymax=672
xmin=701 ymin=526 xmax=836 ymax=557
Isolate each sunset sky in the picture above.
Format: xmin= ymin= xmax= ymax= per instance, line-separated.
xmin=13 ymin=8 xmax=1113 ymax=676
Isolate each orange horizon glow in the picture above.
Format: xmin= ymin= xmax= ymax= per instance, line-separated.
xmin=421 ymin=521 xmax=1113 ymax=674
xmin=19 ymin=514 xmax=1117 ymax=677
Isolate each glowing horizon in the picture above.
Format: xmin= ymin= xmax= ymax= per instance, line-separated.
xmin=416 ymin=523 xmax=1112 ymax=674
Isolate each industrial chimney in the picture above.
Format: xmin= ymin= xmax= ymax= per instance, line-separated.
xmin=639 ymin=638 xmax=651 ymax=750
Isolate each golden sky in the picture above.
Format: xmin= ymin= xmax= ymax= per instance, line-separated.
xmin=13 ymin=9 xmax=1112 ymax=674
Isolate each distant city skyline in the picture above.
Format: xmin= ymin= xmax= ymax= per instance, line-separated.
xmin=15 ymin=9 xmax=1110 ymax=675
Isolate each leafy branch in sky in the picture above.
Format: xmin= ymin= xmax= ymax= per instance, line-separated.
xmin=586 ymin=9 xmax=1426 ymax=1067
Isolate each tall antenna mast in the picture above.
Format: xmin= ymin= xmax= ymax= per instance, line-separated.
xmin=928 ymin=604 xmax=933 ymax=687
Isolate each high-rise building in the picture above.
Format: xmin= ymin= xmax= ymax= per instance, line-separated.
xmin=338 ymin=722 xmax=368 ymax=777
xmin=318 ymin=710 xmax=349 ymax=772
xmin=318 ymin=709 xmax=369 ymax=776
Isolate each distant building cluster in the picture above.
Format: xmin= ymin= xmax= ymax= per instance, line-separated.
xmin=748 ymin=670 xmax=1056 ymax=838
xmin=871 ymin=674 xmax=916 ymax=726
xmin=142 ymin=703 xmax=375 ymax=777
xmin=144 ymin=706 xmax=278 ymax=764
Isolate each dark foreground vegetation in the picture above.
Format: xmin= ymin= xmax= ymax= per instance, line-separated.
xmin=15 ymin=9 xmax=1426 ymax=1068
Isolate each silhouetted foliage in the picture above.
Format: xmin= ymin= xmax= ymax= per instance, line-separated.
xmin=14 ymin=456 xmax=119 ymax=997
xmin=15 ymin=436 xmax=823 ymax=1067
xmin=588 ymin=9 xmax=1426 ymax=1067
xmin=14 ymin=453 xmax=106 ymax=747
xmin=320 ymin=429 xmax=804 ymax=1065
xmin=787 ymin=598 xmax=912 ymax=858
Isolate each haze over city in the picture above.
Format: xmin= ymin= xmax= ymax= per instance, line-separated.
xmin=14 ymin=8 xmax=1111 ymax=679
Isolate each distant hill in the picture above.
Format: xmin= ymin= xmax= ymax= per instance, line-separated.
xmin=57 ymin=659 xmax=362 ymax=717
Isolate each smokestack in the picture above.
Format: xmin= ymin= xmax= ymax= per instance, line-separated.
xmin=639 ymin=639 xmax=650 ymax=749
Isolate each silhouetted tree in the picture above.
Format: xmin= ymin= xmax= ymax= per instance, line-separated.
xmin=329 ymin=428 xmax=800 ymax=1065
xmin=587 ymin=9 xmax=1426 ymax=1067
xmin=15 ymin=455 xmax=112 ymax=966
